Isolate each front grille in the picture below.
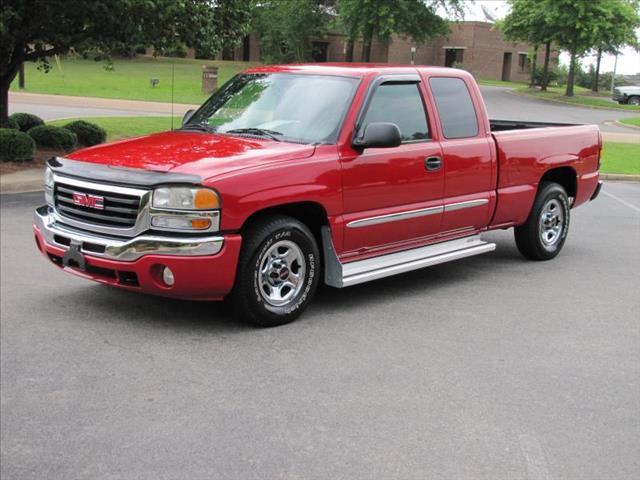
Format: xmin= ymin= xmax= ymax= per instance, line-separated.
xmin=55 ymin=182 xmax=141 ymax=228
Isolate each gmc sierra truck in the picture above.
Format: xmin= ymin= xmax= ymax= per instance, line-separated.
xmin=34 ymin=64 xmax=602 ymax=326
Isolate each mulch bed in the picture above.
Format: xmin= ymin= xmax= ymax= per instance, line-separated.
xmin=0 ymin=149 xmax=67 ymax=175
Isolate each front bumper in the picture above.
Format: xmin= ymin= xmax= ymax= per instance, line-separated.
xmin=33 ymin=206 xmax=242 ymax=300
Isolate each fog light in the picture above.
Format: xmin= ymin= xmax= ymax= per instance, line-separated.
xmin=162 ymin=266 xmax=175 ymax=286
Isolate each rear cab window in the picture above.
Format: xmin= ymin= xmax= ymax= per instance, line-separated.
xmin=429 ymin=77 xmax=479 ymax=139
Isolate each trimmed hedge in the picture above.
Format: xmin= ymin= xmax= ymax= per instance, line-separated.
xmin=10 ymin=112 xmax=44 ymax=132
xmin=0 ymin=128 xmax=36 ymax=162
xmin=28 ymin=125 xmax=77 ymax=152
xmin=63 ymin=120 xmax=107 ymax=146
xmin=0 ymin=117 xmax=19 ymax=130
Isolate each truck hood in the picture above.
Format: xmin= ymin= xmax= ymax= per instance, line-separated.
xmin=67 ymin=131 xmax=316 ymax=180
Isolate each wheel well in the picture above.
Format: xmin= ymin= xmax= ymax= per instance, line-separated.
xmin=241 ymin=202 xmax=329 ymax=247
xmin=540 ymin=167 xmax=577 ymax=198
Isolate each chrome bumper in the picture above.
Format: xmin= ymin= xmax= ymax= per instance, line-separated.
xmin=34 ymin=206 xmax=224 ymax=262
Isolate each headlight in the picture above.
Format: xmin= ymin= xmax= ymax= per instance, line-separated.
xmin=152 ymin=187 xmax=219 ymax=210
xmin=44 ymin=168 xmax=54 ymax=205
xmin=150 ymin=186 xmax=220 ymax=232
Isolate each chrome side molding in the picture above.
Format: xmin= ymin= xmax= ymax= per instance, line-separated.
xmin=444 ymin=198 xmax=489 ymax=212
xmin=346 ymin=198 xmax=489 ymax=228
xmin=346 ymin=206 xmax=442 ymax=228
xmin=321 ymin=227 xmax=496 ymax=288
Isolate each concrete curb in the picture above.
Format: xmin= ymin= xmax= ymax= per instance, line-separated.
xmin=600 ymin=173 xmax=640 ymax=182
xmin=613 ymin=120 xmax=640 ymax=131
xmin=0 ymin=168 xmax=44 ymax=194
xmin=505 ymin=89 xmax=640 ymax=113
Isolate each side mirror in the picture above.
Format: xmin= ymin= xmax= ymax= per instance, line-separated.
xmin=352 ymin=122 xmax=402 ymax=149
xmin=182 ymin=109 xmax=195 ymax=126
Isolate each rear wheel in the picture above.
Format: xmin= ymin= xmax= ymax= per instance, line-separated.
xmin=514 ymin=182 xmax=570 ymax=261
xmin=232 ymin=215 xmax=320 ymax=327
xmin=627 ymin=96 xmax=640 ymax=106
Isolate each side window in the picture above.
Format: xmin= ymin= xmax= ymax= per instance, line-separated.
xmin=361 ymin=83 xmax=429 ymax=142
xmin=429 ymin=77 xmax=479 ymax=139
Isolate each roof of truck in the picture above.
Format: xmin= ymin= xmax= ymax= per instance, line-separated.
xmin=244 ymin=63 xmax=466 ymax=78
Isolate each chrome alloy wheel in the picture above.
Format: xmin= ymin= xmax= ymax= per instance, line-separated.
xmin=258 ymin=240 xmax=306 ymax=307
xmin=539 ymin=198 xmax=564 ymax=246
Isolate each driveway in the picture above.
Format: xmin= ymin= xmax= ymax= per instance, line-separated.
xmin=479 ymin=85 xmax=639 ymax=133
xmin=8 ymin=92 xmax=194 ymax=121
xmin=1 ymin=184 xmax=638 ymax=479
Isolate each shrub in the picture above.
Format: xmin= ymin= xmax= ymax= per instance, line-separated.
xmin=28 ymin=125 xmax=77 ymax=152
xmin=532 ymin=67 xmax=560 ymax=87
xmin=63 ymin=120 xmax=107 ymax=146
xmin=0 ymin=128 xmax=36 ymax=162
xmin=164 ymin=44 xmax=187 ymax=58
xmin=0 ymin=117 xmax=19 ymax=130
xmin=10 ymin=112 xmax=44 ymax=132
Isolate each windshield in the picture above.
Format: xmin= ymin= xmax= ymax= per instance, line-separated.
xmin=185 ymin=73 xmax=360 ymax=144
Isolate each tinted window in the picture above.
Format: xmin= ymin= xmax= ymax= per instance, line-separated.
xmin=429 ymin=77 xmax=479 ymax=139
xmin=361 ymin=83 xmax=429 ymax=142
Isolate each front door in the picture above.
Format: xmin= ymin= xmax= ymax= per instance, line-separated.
xmin=340 ymin=78 xmax=444 ymax=256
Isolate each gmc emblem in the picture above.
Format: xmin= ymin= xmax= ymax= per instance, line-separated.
xmin=72 ymin=192 xmax=105 ymax=210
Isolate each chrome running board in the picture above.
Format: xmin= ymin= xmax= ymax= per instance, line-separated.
xmin=321 ymin=227 xmax=496 ymax=288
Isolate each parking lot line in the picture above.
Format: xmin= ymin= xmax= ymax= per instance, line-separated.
xmin=602 ymin=190 xmax=640 ymax=213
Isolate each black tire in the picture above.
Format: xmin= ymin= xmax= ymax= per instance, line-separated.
xmin=627 ymin=96 xmax=640 ymax=106
xmin=232 ymin=215 xmax=320 ymax=327
xmin=514 ymin=182 xmax=570 ymax=261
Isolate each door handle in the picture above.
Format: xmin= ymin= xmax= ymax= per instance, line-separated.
xmin=425 ymin=156 xmax=442 ymax=171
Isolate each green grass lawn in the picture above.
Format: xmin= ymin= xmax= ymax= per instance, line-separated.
xmin=514 ymin=86 xmax=640 ymax=111
xmin=11 ymin=56 xmax=258 ymax=104
xmin=477 ymin=78 xmax=528 ymax=89
xmin=600 ymin=142 xmax=640 ymax=175
xmin=49 ymin=116 xmax=180 ymax=141
xmin=618 ymin=117 xmax=640 ymax=127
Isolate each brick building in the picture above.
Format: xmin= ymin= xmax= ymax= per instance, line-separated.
xmin=215 ymin=21 xmax=557 ymax=82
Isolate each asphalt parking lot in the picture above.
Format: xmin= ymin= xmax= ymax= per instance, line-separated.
xmin=1 ymin=183 xmax=639 ymax=480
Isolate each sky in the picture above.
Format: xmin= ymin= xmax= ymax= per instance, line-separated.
xmin=444 ymin=0 xmax=640 ymax=75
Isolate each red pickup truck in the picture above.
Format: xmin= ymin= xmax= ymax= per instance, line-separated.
xmin=34 ymin=64 xmax=602 ymax=326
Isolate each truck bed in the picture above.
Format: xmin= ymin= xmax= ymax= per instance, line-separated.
xmin=489 ymin=122 xmax=601 ymax=227
xmin=490 ymin=119 xmax=578 ymax=132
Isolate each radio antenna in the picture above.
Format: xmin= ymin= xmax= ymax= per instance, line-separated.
xmin=170 ymin=60 xmax=175 ymax=130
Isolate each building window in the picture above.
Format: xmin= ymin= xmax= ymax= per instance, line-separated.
xmin=518 ymin=53 xmax=530 ymax=73
xmin=444 ymin=48 xmax=464 ymax=68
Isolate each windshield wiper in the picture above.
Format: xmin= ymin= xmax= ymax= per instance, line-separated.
xmin=180 ymin=123 xmax=217 ymax=133
xmin=224 ymin=128 xmax=283 ymax=141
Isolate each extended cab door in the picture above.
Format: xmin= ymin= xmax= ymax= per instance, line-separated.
xmin=340 ymin=75 xmax=444 ymax=256
xmin=427 ymin=76 xmax=496 ymax=234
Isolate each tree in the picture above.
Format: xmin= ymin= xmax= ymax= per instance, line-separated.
xmin=588 ymin=0 xmax=639 ymax=92
xmin=0 ymin=0 xmax=251 ymax=122
xmin=500 ymin=0 xmax=555 ymax=90
xmin=544 ymin=0 xmax=637 ymax=97
xmin=251 ymin=0 xmax=331 ymax=63
xmin=338 ymin=0 xmax=463 ymax=62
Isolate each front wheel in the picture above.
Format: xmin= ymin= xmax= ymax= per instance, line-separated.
xmin=627 ymin=96 xmax=640 ymax=106
xmin=232 ymin=215 xmax=320 ymax=327
xmin=514 ymin=182 xmax=570 ymax=261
